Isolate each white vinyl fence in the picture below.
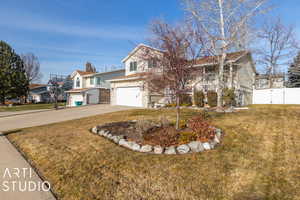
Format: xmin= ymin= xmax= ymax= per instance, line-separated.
xmin=253 ymin=88 xmax=300 ymax=104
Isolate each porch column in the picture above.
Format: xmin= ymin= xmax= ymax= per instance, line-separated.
xmin=229 ymin=63 xmax=233 ymax=89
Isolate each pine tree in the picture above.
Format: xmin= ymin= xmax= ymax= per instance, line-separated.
xmin=0 ymin=41 xmax=29 ymax=104
xmin=288 ymin=52 xmax=300 ymax=88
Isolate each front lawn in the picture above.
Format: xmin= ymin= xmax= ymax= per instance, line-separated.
xmin=6 ymin=105 xmax=300 ymax=200
xmin=0 ymin=102 xmax=65 ymax=112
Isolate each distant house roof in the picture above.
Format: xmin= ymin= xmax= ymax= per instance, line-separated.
xmin=194 ymin=51 xmax=249 ymax=66
xmin=29 ymin=84 xmax=47 ymax=89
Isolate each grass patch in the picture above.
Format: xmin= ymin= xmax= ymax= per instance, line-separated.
xmin=6 ymin=106 xmax=300 ymax=200
xmin=0 ymin=103 xmax=65 ymax=112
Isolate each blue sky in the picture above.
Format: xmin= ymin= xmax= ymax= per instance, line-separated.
xmin=0 ymin=0 xmax=299 ymax=83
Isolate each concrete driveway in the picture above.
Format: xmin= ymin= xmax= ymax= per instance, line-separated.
xmin=0 ymin=104 xmax=134 ymax=132
xmin=0 ymin=104 xmax=135 ymax=200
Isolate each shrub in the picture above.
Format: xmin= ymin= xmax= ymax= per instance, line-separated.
xmin=179 ymin=94 xmax=192 ymax=106
xmin=194 ymin=90 xmax=205 ymax=107
xmin=188 ymin=115 xmax=215 ymax=141
xmin=223 ymin=88 xmax=236 ymax=106
xmin=207 ymin=91 xmax=218 ymax=107
xmin=178 ymin=132 xmax=197 ymax=144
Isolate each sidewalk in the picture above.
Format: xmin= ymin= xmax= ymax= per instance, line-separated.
xmin=0 ymin=134 xmax=56 ymax=200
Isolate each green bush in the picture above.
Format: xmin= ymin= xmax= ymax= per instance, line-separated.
xmin=223 ymin=88 xmax=236 ymax=106
xmin=193 ymin=90 xmax=205 ymax=107
xmin=207 ymin=91 xmax=218 ymax=107
xmin=179 ymin=94 xmax=192 ymax=106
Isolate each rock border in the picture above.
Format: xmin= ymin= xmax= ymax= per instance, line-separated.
xmin=90 ymin=123 xmax=223 ymax=155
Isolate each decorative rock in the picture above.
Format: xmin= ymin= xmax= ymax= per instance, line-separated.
xmin=112 ymin=136 xmax=121 ymax=143
xmin=126 ymin=141 xmax=141 ymax=151
xmin=91 ymin=127 xmax=98 ymax=134
xmin=107 ymin=134 xmax=114 ymax=140
xmin=209 ymin=141 xmax=217 ymax=148
xmin=213 ymin=135 xmax=220 ymax=144
xmin=153 ymin=146 xmax=164 ymax=154
xmin=99 ymin=130 xmax=106 ymax=136
xmin=102 ymin=131 xmax=109 ymax=137
xmin=118 ymin=139 xmax=127 ymax=147
xmin=140 ymin=145 xmax=153 ymax=153
xmin=188 ymin=141 xmax=204 ymax=153
xmin=177 ymin=144 xmax=190 ymax=154
xmin=215 ymin=129 xmax=222 ymax=139
xmin=164 ymin=146 xmax=176 ymax=154
xmin=202 ymin=142 xmax=211 ymax=150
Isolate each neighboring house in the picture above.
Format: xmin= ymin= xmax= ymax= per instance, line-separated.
xmin=109 ymin=44 xmax=256 ymax=107
xmin=28 ymin=84 xmax=51 ymax=103
xmin=65 ymin=69 xmax=125 ymax=107
xmin=255 ymin=74 xmax=285 ymax=89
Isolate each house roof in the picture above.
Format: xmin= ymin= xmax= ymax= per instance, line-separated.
xmin=70 ymin=70 xmax=95 ymax=79
xmin=85 ymin=69 xmax=125 ymax=77
xmin=194 ymin=51 xmax=249 ymax=66
xmin=121 ymin=43 xmax=164 ymax=63
xmin=109 ymin=72 xmax=148 ymax=82
xmin=65 ymin=88 xmax=89 ymax=93
xmin=29 ymin=84 xmax=47 ymax=89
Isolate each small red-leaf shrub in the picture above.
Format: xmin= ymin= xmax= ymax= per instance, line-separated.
xmin=188 ymin=115 xmax=215 ymax=141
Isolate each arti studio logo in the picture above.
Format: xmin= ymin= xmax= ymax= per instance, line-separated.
xmin=1 ymin=168 xmax=51 ymax=192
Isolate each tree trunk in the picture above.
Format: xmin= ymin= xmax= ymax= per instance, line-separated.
xmin=217 ymin=0 xmax=226 ymax=109
xmin=176 ymin=95 xmax=180 ymax=130
xmin=0 ymin=93 xmax=5 ymax=105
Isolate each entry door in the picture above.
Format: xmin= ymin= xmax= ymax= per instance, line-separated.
xmin=116 ymin=87 xmax=142 ymax=107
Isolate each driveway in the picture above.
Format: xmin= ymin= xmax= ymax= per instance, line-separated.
xmin=0 ymin=104 xmax=135 ymax=200
xmin=0 ymin=104 xmax=134 ymax=132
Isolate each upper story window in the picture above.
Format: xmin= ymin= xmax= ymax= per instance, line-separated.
xmin=90 ymin=77 xmax=94 ymax=85
xmin=129 ymin=61 xmax=137 ymax=71
xmin=96 ymin=77 xmax=101 ymax=85
xmin=76 ymin=77 xmax=80 ymax=87
xmin=148 ymin=59 xmax=157 ymax=68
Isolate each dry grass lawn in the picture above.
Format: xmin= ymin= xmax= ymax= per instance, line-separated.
xmin=6 ymin=105 xmax=300 ymax=200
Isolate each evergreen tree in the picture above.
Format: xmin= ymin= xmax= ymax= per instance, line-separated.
xmin=0 ymin=41 xmax=29 ymax=104
xmin=288 ymin=52 xmax=300 ymax=88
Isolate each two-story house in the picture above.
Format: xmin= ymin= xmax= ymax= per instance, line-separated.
xmin=65 ymin=69 xmax=125 ymax=107
xmin=109 ymin=44 xmax=256 ymax=107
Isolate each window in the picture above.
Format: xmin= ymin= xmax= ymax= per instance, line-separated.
xmin=76 ymin=77 xmax=80 ymax=87
xmin=90 ymin=77 xmax=94 ymax=85
xmin=96 ymin=77 xmax=101 ymax=85
xmin=130 ymin=61 xmax=137 ymax=71
xmin=148 ymin=59 xmax=157 ymax=68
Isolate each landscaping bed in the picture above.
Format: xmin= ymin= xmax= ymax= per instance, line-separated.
xmin=91 ymin=114 xmax=222 ymax=154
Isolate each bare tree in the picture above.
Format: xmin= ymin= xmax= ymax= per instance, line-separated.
xmin=184 ymin=0 xmax=267 ymax=108
xmin=256 ymin=17 xmax=299 ymax=87
xmin=21 ymin=53 xmax=42 ymax=83
xmin=141 ymin=20 xmax=204 ymax=129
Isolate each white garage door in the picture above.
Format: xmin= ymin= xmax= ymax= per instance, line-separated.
xmin=116 ymin=87 xmax=142 ymax=107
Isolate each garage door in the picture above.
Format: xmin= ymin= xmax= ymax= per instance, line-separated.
xmin=116 ymin=87 xmax=142 ymax=107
